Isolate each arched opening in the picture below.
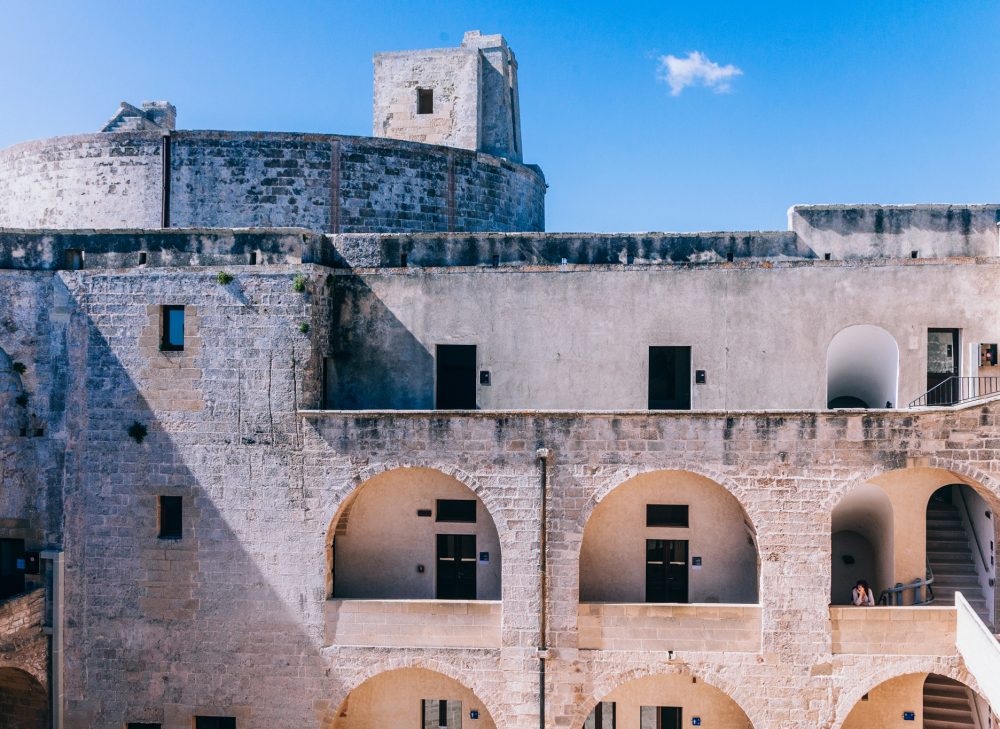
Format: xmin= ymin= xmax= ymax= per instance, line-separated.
xmin=927 ymin=484 xmax=996 ymax=626
xmin=826 ymin=325 xmax=899 ymax=408
xmin=0 ymin=667 xmax=47 ymax=729
xmin=580 ymin=471 xmax=758 ymax=604
xmin=327 ymin=468 xmax=501 ymax=600
xmin=830 ymin=483 xmax=893 ymax=605
xmin=583 ymin=673 xmax=754 ymax=729
xmin=840 ymin=673 xmax=994 ymax=729
xmin=331 ymin=668 xmax=496 ymax=729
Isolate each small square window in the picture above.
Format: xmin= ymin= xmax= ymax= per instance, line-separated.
xmin=646 ymin=504 xmax=689 ymax=528
xmin=417 ymin=88 xmax=434 ymax=114
xmin=63 ymin=249 xmax=84 ymax=270
xmin=159 ymin=495 xmax=183 ymax=540
xmin=436 ymin=499 xmax=476 ymax=523
xmin=195 ymin=718 xmax=236 ymax=729
xmin=161 ymin=305 xmax=185 ymax=351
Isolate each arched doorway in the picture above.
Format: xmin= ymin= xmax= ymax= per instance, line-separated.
xmin=583 ymin=673 xmax=754 ymax=729
xmin=0 ymin=667 xmax=47 ymax=729
xmin=580 ymin=471 xmax=758 ymax=604
xmin=830 ymin=483 xmax=893 ymax=605
xmin=328 ymin=468 xmax=502 ymax=600
xmin=826 ymin=325 xmax=899 ymax=408
xmin=331 ymin=668 xmax=496 ymax=729
xmin=927 ymin=484 xmax=994 ymax=626
xmin=840 ymin=672 xmax=994 ymax=728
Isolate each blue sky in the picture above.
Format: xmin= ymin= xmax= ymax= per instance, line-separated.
xmin=1 ymin=1 xmax=998 ymax=232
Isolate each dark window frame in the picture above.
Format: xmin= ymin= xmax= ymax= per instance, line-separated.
xmin=160 ymin=305 xmax=185 ymax=352
xmin=436 ymin=499 xmax=477 ymax=523
xmin=126 ymin=724 xmax=162 ymax=729
xmin=158 ymin=495 xmax=183 ymax=540
xmin=417 ymin=88 xmax=434 ymax=114
xmin=646 ymin=504 xmax=689 ymax=528
xmin=194 ymin=718 xmax=236 ymax=729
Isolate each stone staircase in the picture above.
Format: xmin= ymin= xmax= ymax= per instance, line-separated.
xmin=926 ymin=500 xmax=991 ymax=623
xmin=923 ymin=674 xmax=981 ymax=729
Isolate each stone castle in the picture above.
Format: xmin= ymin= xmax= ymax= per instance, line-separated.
xmin=0 ymin=29 xmax=997 ymax=729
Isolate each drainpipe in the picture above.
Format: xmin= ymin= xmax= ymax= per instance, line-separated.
xmin=535 ymin=448 xmax=550 ymax=729
xmin=41 ymin=550 xmax=63 ymax=729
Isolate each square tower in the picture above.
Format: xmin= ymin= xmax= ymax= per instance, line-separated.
xmin=373 ymin=30 xmax=523 ymax=162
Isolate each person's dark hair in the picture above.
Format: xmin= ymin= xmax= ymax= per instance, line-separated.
xmin=855 ymin=579 xmax=870 ymax=590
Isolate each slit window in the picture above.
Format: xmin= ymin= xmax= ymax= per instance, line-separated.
xmin=63 ymin=248 xmax=84 ymax=270
xmin=158 ymin=495 xmax=183 ymax=540
xmin=127 ymin=724 xmax=161 ymax=729
xmin=436 ymin=499 xmax=477 ymax=523
xmin=646 ymin=504 xmax=689 ymax=528
xmin=417 ymin=88 xmax=434 ymax=114
xmin=195 ymin=719 xmax=236 ymax=729
xmin=421 ymin=699 xmax=461 ymax=729
xmin=160 ymin=305 xmax=185 ymax=351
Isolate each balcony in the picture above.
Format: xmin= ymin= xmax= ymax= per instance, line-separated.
xmin=325 ymin=599 xmax=501 ymax=649
xmin=578 ymin=603 xmax=761 ymax=652
xmin=830 ymin=606 xmax=956 ymax=655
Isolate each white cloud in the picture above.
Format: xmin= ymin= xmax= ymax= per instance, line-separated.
xmin=657 ymin=51 xmax=743 ymax=96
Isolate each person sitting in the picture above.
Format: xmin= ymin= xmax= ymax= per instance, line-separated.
xmin=852 ymin=579 xmax=875 ymax=606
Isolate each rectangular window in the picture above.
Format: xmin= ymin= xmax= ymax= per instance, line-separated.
xmin=584 ymin=702 xmax=616 ymax=729
xmin=158 ymin=495 xmax=183 ymax=540
xmin=63 ymin=248 xmax=84 ymax=270
xmin=160 ymin=305 xmax=185 ymax=351
xmin=421 ymin=699 xmax=462 ymax=728
xmin=0 ymin=538 xmax=25 ymax=601
xmin=127 ymin=724 xmax=161 ymax=729
xmin=436 ymin=499 xmax=476 ymax=523
xmin=646 ymin=504 xmax=689 ymax=528
xmin=648 ymin=346 xmax=691 ymax=410
xmin=417 ymin=88 xmax=434 ymax=114
xmin=640 ymin=706 xmax=682 ymax=729
xmin=194 ymin=719 xmax=236 ymax=729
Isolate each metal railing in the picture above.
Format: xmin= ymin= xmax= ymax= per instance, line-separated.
xmin=909 ymin=376 xmax=1000 ymax=408
xmin=878 ymin=563 xmax=935 ymax=606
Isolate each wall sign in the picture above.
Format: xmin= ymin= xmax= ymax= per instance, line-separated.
xmin=469 ymin=710 xmax=479 ymax=720
xmin=692 ymin=719 xmax=702 ymax=726
xmin=903 ymin=711 xmax=915 ymax=721
xmin=479 ymin=552 xmax=489 ymax=563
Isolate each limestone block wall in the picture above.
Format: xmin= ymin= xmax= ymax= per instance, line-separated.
xmin=790 ymin=204 xmax=1000 ymax=259
xmin=577 ymin=603 xmax=762 ymax=652
xmin=0 ymin=589 xmax=48 ymax=688
xmin=830 ymin=606 xmax=955 ymax=655
xmin=0 ymin=132 xmax=546 ymax=234
xmin=325 ymin=599 xmax=502 ymax=648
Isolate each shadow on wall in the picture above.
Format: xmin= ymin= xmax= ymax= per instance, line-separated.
xmin=830 ymin=483 xmax=894 ymax=604
xmin=827 ymin=325 xmax=899 ymax=409
xmin=324 ymin=274 xmax=433 ymax=409
xmin=0 ymin=346 xmax=27 ymax=436
xmin=58 ymin=273 xmax=332 ymax=727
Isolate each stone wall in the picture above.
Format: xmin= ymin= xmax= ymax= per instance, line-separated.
xmin=0 ymin=132 xmax=546 ymax=234
xmin=0 ymin=589 xmax=48 ymax=689
xmin=326 ymin=599 xmax=502 ymax=648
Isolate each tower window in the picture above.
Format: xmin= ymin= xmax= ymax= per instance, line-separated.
xmin=160 ymin=305 xmax=185 ymax=351
xmin=417 ymin=88 xmax=434 ymax=114
xmin=158 ymin=495 xmax=183 ymax=540
xmin=195 ymin=719 xmax=236 ymax=729
xmin=436 ymin=499 xmax=477 ymax=523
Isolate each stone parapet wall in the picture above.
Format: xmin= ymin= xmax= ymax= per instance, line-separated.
xmin=577 ymin=603 xmax=761 ymax=652
xmin=0 ymin=132 xmax=545 ymax=234
xmin=325 ymin=599 xmax=502 ymax=648
xmin=830 ymin=606 xmax=956 ymax=655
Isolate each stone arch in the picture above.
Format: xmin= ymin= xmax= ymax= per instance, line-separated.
xmin=826 ymin=324 xmax=899 ymax=408
xmin=325 ymin=465 xmax=504 ymax=600
xmin=579 ymin=468 xmax=760 ymax=604
xmin=573 ymin=664 xmax=758 ymax=729
xmin=830 ymin=482 xmax=894 ymax=603
xmin=0 ymin=665 xmax=48 ymax=729
xmin=321 ymin=662 xmax=504 ymax=729
xmin=831 ymin=659 xmax=982 ymax=729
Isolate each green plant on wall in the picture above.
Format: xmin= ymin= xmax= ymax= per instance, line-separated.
xmin=127 ymin=421 xmax=148 ymax=444
xmin=216 ymin=271 xmax=234 ymax=285
xmin=298 ymin=322 xmax=310 ymax=334
xmin=292 ymin=274 xmax=307 ymax=293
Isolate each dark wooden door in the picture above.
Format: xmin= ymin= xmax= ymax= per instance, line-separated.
xmin=436 ymin=534 xmax=476 ymax=599
xmin=645 ymin=539 xmax=688 ymax=603
xmin=436 ymin=345 xmax=477 ymax=409
xmin=648 ymin=346 xmax=691 ymax=410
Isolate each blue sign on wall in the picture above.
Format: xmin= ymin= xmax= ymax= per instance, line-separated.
xmin=903 ymin=711 xmax=915 ymax=721
xmin=692 ymin=719 xmax=701 ymax=726
xmin=469 ymin=710 xmax=479 ymax=720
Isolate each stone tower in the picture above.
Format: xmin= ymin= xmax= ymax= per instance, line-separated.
xmin=373 ymin=30 xmax=523 ymax=161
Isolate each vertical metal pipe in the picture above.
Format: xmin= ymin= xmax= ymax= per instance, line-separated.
xmin=41 ymin=550 xmax=63 ymax=729
xmin=536 ymin=447 xmax=550 ymax=729
xmin=161 ymin=133 xmax=171 ymax=228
